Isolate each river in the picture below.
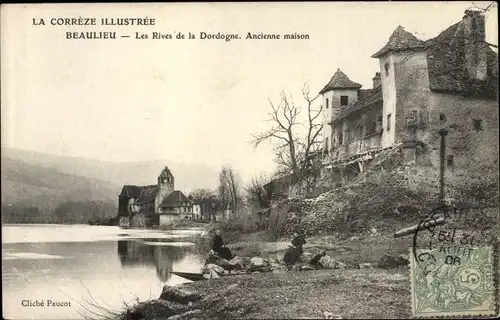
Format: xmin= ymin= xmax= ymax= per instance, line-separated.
xmin=2 ymin=224 xmax=205 ymax=319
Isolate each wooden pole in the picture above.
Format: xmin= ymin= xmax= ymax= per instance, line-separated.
xmin=393 ymin=216 xmax=445 ymax=238
xmin=438 ymin=128 xmax=448 ymax=204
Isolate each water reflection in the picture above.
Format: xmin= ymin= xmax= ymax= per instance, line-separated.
xmin=117 ymin=240 xmax=193 ymax=282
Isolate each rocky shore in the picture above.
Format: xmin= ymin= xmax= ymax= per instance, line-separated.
xmin=119 ymin=232 xmax=412 ymax=320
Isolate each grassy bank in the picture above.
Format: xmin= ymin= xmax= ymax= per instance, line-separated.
xmin=180 ymin=267 xmax=410 ymax=319
xmin=117 ymin=267 xmax=410 ymax=319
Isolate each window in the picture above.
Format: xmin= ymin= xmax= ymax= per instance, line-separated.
xmin=405 ymin=110 xmax=418 ymax=127
xmin=326 ymin=98 xmax=329 ymax=109
xmin=387 ymin=114 xmax=392 ymax=131
xmin=384 ymin=63 xmax=390 ymax=76
xmin=325 ymin=137 xmax=329 ymax=151
xmin=439 ymin=113 xmax=446 ymax=122
xmin=340 ymin=96 xmax=349 ymax=106
xmin=473 ymin=119 xmax=483 ymax=131
xmin=447 ymin=155 xmax=454 ymax=167
xmin=337 ymin=132 xmax=343 ymax=145
xmin=377 ymin=115 xmax=383 ymax=131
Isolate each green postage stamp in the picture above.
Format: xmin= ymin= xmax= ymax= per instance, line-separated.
xmin=410 ymin=246 xmax=498 ymax=318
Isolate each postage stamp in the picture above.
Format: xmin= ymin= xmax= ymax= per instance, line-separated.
xmin=410 ymin=246 xmax=496 ymax=317
xmin=410 ymin=205 xmax=499 ymax=318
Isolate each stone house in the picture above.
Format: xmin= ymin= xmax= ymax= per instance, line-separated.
xmin=117 ymin=166 xmax=193 ymax=227
xmin=158 ymin=190 xmax=193 ymax=224
xmin=320 ymin=9 xmax=498 ymax=193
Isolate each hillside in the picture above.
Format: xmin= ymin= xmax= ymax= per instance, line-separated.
xmin=2 ymin=147 xmax=219 ymax=192
xmin=1 ymin=157 xmax=120 ymax=211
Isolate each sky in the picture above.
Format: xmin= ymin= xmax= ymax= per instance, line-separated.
xmin=1 ymin=2 xmax=498 ymax=183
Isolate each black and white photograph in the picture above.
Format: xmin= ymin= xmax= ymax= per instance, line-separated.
xmin=1 ymin=2 xmax=499 ymax=319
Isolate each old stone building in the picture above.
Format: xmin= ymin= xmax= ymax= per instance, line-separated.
xmin=320 ymin=9 xmax=498 ymax=194
xmin=117 ymin=166 xmax=193 ymax=227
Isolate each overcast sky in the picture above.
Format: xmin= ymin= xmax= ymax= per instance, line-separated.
xmin=1 ymin=2 xmax=498 ymax=183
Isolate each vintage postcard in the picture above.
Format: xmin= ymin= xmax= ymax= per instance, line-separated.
xmin=1 ymin=2 xmax=499 ymax=319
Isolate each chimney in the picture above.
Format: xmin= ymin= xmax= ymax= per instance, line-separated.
xmin=372 ymin=72 xmax=381 ymax=88
xmin=463 ymin=9 xmax=488 ymax=81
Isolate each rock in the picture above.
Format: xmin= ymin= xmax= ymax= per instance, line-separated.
xmin=379 ymin=253 xmax=410 ymax=269
xmin=129 ymin=299 xmax=181 ymax=319
xmin=270 ymin=261 xmax=287 ymax=273
xmin=318 ymin=255 xmax=347 ymax=269
xmin=318 ymin=255 xmax=337 ymax=269
xmin=359 ymin=263 xmax=375 ymax=269
xmin=204 ymin=263 xmax=225 ymax=274
xmin=299 ymin=265 xmax=315 ymax=271
xmin=349 ymin=236 xmax=360 ymax=241
xmin=205 ymin=269 xmax=220 ymax=279
xmin=228 ymin=256 xmax=245 ymax=270
xmin=249 ymin=257 xmax=266 ymax=267
xmin=167 ymin=309 xmax=202 ymax=320
xmin=159 ymin=286 xmax=202 ymax=304
xmin=248 ymin=266 xmax=272 ymax=273
xmin=302 ymin=252 xmax=314 ymax=262
xmin=324 ymin=311 xmax=342 ymax=319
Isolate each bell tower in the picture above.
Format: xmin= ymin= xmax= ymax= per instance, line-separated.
xmin=155 ymin=166 xmax=174 ymax=212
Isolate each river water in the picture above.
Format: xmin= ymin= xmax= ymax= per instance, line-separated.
xmin=2 ymin=224 xmax=205 ymax=319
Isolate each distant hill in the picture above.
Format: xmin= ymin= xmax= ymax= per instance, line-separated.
xmin=2 ymin=147 xmax=220 ymax=195
xmin=1 ymin=157 xmax=120 ymax=211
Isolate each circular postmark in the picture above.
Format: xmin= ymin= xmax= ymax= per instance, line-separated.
xmin=411 ymin=204 xmax=497 ymax=314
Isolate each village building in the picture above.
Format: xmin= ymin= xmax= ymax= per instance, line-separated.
xmin=117 ymin=166 xmax=193 ymax=227
xmin=319 ymin=9 xmax=498 ymax=193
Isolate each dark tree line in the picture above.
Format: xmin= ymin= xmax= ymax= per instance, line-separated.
xmin=1 ymin=201 xmax=117 ymax=224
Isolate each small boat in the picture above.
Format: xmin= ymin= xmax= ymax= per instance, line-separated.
xmin=171 ymin=271 xmax=206 ymax=282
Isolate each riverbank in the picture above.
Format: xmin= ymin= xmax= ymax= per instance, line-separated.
xmin=117 ymin=230 xmax=413 ymax=319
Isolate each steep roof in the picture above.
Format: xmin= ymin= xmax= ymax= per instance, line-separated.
xmin=158 ymin=166 xmax=174 ymax=179
xmin=371 ymin=26 xmax=427 ymax=58
xmin=425 ymin=20 xmax=498 ymax=97
xmin=119 ymin=185 xmax=143 ymax=198
xmin=160 ymin=190 xmax=191 ymax=208
xmin=136 ymin=185 xmax=158 ymax=204
xmin=319 ymin=69 xmax=363 ymax=94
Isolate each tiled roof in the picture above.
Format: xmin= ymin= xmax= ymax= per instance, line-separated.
xmin=319 ymin=69 xmax=362 ymax=94
xmin=425 ymin=20 xmax=498 ymax=97
xmin=371 ymin=26 xmax=427 ymax=58
xmin=136 ymin=185 xmax=158 ymax=204
xmin=332 ymin=86 xmax=383 ymax=122
xmin=160 ymin=190 xmax=191 ymax=208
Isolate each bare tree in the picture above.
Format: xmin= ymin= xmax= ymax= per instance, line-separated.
xmin=188 ymin=188 xmax=215 ymax=202
xmin=252 ymin=82 xmax=323 ymax=190
xmin=218 ymin=165 xmax=242 ymax=218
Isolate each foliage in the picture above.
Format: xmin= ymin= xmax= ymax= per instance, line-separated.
xmin=1 ymin=201 xmax=117 ymax=224
xmin=188 ymin=188 xmax=216 ymax=202
xmin=245 ymin=174 xmax=272 ymax=210
xmin=217 ymin=165 xmax=244 ymax=217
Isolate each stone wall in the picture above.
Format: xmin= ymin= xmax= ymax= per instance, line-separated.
xmin=408 ymin=92 xmax=499 ymax=199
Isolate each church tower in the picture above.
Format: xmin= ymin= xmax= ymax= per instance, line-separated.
xmin=154 ymin=166 xmax=174 ymax=212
